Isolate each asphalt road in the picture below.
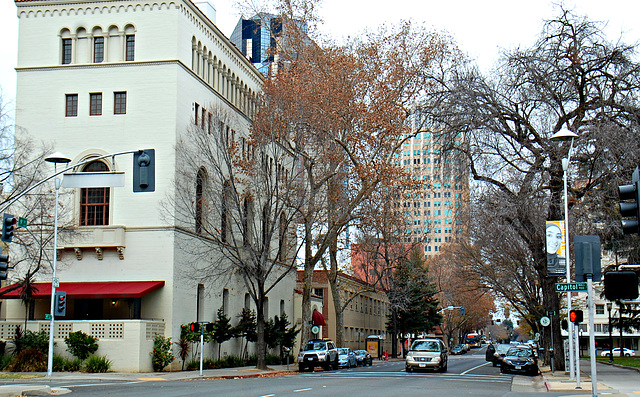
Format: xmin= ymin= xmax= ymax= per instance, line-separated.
xmin=12 ymin=348 xmax=582 ymax=396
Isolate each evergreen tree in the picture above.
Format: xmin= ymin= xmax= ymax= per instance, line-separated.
xmin=386 ymin=248 xmax=441 ymax=355
xmin=234 ymin=308 xmax=257 ymax=359
xmin=212 ymin=307 xmax=233 ymax=360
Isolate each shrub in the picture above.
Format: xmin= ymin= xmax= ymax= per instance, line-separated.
xmin=151 ymin=335 xmax=174 ymax=372
xmin=8 ymin=348 xmax=47 ymax=372
xmin=84 ymin=355 xmax=112 ymax=373
xmin=65 ymin=331 xmax=99 ymax=360
xmin=0 ymin=354 xmax=12 ymax=370
xmin=53 ymin=355 xmax=83 ymax=372
xmin=15 ymin=330 xmax=49 ymax=355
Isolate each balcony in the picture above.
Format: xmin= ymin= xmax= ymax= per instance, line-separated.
xmin=59 ymin=225 xmax=126 ymax=260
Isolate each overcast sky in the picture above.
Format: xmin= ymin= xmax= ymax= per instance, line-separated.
xmin=2 ymin=0 xmax=639 ymax=110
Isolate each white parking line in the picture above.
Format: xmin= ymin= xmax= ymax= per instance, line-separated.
xmin=293 ymin=388 xmax=312 ymax=392
xmin=461 ymin=362 xmax=491 ymax=375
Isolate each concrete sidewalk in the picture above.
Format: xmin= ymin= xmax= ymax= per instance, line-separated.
xmin=541 ymin=360 xmax=640 ymax=396
xmin=0 ymin=364 xmax=297 ymax=396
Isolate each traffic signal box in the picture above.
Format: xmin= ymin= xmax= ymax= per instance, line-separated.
xmin=1 ymin=214 xmax=17 ymax=243
xmin=604 ymin=270 xmax=639 ymax=301
xmin=569 ymin=309 xmax=583 ymax=323
xmin=0 ymin=252 xmax=8 ymax=280
xmin=55 ymin=291 xmax=67 ymax=316
xmin=189 ymin=322 xmax=215 ymax=333
xmin=619 ymin=167 xmax=640 ymax=234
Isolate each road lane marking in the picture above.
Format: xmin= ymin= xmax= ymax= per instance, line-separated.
xmin=294 ymin=388 xmax=312 ymax=392
xmin=258 ymin=394 xmax=275 ymax=397
xmin=461 ymin=362 xmax=491 ymax=375
xmin=138 ymin=378 xmax=167 ymax=381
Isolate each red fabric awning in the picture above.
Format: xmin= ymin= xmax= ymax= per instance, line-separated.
xmin=0 ymin=281 xmax=165 ymax=299
xmin=312 ymin=309 xmax=327 ymax=326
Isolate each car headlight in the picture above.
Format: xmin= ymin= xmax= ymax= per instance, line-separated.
xmin=406 ymin=352 xmax=414 ymax=358
xmin=504 ymin=359 xmax=514 ymax=365
xmin=433 ymin=357 xmax=441 ymax=363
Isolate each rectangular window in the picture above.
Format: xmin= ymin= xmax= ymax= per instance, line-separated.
xmin=94 ymin=37 xmax=104 ymax=63
xmin=62 ymin=38 xmax=72 ymax=64
xmin=596 ymin=304 xmax=605 ymax=315
xmin=65 ymin=94 xmax=78 ymax=117
xmin=80 ymin=187 xmax=109 ymax=226
xmin=90 ymin=93 xmax=102 ymax=116
xmin=125 ymin=35 xmax=135 ymax=61
xmin=114 ymin=92 xmax=126 ymax=114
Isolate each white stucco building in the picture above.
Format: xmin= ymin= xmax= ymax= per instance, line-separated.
xmin=0 ymin=0 xmax=296 ymax=371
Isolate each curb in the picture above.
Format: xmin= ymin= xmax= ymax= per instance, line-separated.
xmin=217 ymin=370 xmax=297 ymax=380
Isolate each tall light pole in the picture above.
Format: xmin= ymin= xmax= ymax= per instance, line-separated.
xmin=550 ymin=128 xmax=579 ymax=379
xmin=45 ymin=152 xmax=71 ymax=377
xmin=607 ymin=302 xmax=613 ymax=364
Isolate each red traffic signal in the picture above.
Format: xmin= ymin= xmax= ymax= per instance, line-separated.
xmin=569 ymin=309 xmax=583 ymax=323
xmin=189 ymin=322 xmax=200 ymax=332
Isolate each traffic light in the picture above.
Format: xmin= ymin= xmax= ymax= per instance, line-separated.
xmin=569 ymin=309 xmax=583 ymax=324
xmin=604 ymin=270 xmax=639 ymax=300
xmin=0 ymin=253 xmax=8 ymax=280
xmin=561 ymin=319 xmax=568 ymax=330
xmin=54 ymin=290 xmax=67 ymax=316
xmin=189 ymin=322 xmax=200 ymax=332
xmin=1 ymin=214 xmax=17 ymax=243
xmin=619 ymin=167 xmax=640 ymax=234
xmin=133 ymin=149 xmax=155 ymax=193
xmin=205 ymin=322 xmax=214 ymax=332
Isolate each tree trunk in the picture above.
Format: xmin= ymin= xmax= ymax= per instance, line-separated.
xmin=391 ymin=308 xmax=398 ymax=358
xmin=328 ymin=234 xmax=345 ymax=347
xmin=256 ymin=290 xmax=267 ymax=369
xmin=300 ymin=225 xmax=314 ymax=349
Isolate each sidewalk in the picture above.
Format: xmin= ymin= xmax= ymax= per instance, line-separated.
xmin=0 ymin=364 xmax=297 ymax=396
xmin=542 ymin=359 xmax=640 ymax=396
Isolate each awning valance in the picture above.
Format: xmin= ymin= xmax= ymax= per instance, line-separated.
xmin=312 ymin=309 xmax=327 ymax=326
xmin=0 ymin=281 xmax=165 ymax=299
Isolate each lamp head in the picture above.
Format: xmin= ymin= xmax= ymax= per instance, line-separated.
xmin=45 ymin=151 xmax=72 ymax=164
xmin=550 ymin=128 xmax=579 ymax=142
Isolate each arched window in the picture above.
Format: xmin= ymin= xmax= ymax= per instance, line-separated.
xmin=80 ymin=160 xmax=110 ymax=226
xmin=195 ymin=168 xmax=205 ymax=234
xmin=221 ymin=180 xmax=230 ymax=242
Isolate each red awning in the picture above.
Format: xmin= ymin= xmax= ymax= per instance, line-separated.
xmin=312 ymin=309 xmax=327 ymax=326
xmin=0 ymin=281 xmax=165 ymax=299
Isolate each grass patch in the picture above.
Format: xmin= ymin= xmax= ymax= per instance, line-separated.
xmin=0 ymin=373 xmax=46 ymax=379
xmin=596 ymin=356 xmax=640 ymax=368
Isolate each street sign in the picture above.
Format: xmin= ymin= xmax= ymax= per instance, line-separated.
xmin=555 ymin=282 xmax=588 ymax=292
xmin=540 ymin=316 xmax=551 ymax=327
xmin=17 ymin=217 xmax=28 ymax=228
xmin=311 ymin=325 xmax=320 ymax=334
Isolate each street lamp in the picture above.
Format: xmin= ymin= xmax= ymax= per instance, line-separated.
xmin=550 ymin=127 xmax=579 ymax=379
xmin=45 ymin=152 xmax=71 ymax=377
xmin=607 ymin=302 xmax=613 ymax=364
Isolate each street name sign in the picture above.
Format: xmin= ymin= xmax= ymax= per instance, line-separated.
xmin=555 ymin=282 xmax=588 ymax=292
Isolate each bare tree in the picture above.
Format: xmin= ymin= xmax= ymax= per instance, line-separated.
xmin=419 ymin=8 xmax=640 ymax=369
xmin=168 ymin=104 xmax=301 ymax=369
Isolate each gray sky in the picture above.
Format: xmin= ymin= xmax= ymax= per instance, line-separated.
xmin=2 ymin=0 xmax=639 ymax=109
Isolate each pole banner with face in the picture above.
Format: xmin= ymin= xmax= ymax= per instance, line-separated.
xmin=546 ymin=220 xmax=566 ymax=276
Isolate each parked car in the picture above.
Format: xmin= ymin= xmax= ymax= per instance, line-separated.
xmin=337 ymin=347 xmax=357 ymax=368
xmin=297 ymin=339 xmax=339 ymax=371
xmin=354 ymin=349 xmax=373 ymax=366
xmin=405 ymin=338 xmax=448 ymax=373
xmin=492 ymin=343 xmax=512 ymax=367
xmin=500 ymin=345 xmax=539 ymax=376
xmin=601 ymin=348 xmax=635 ymax=357
xmin=451 ymin=344 xmax=467 ymax=355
